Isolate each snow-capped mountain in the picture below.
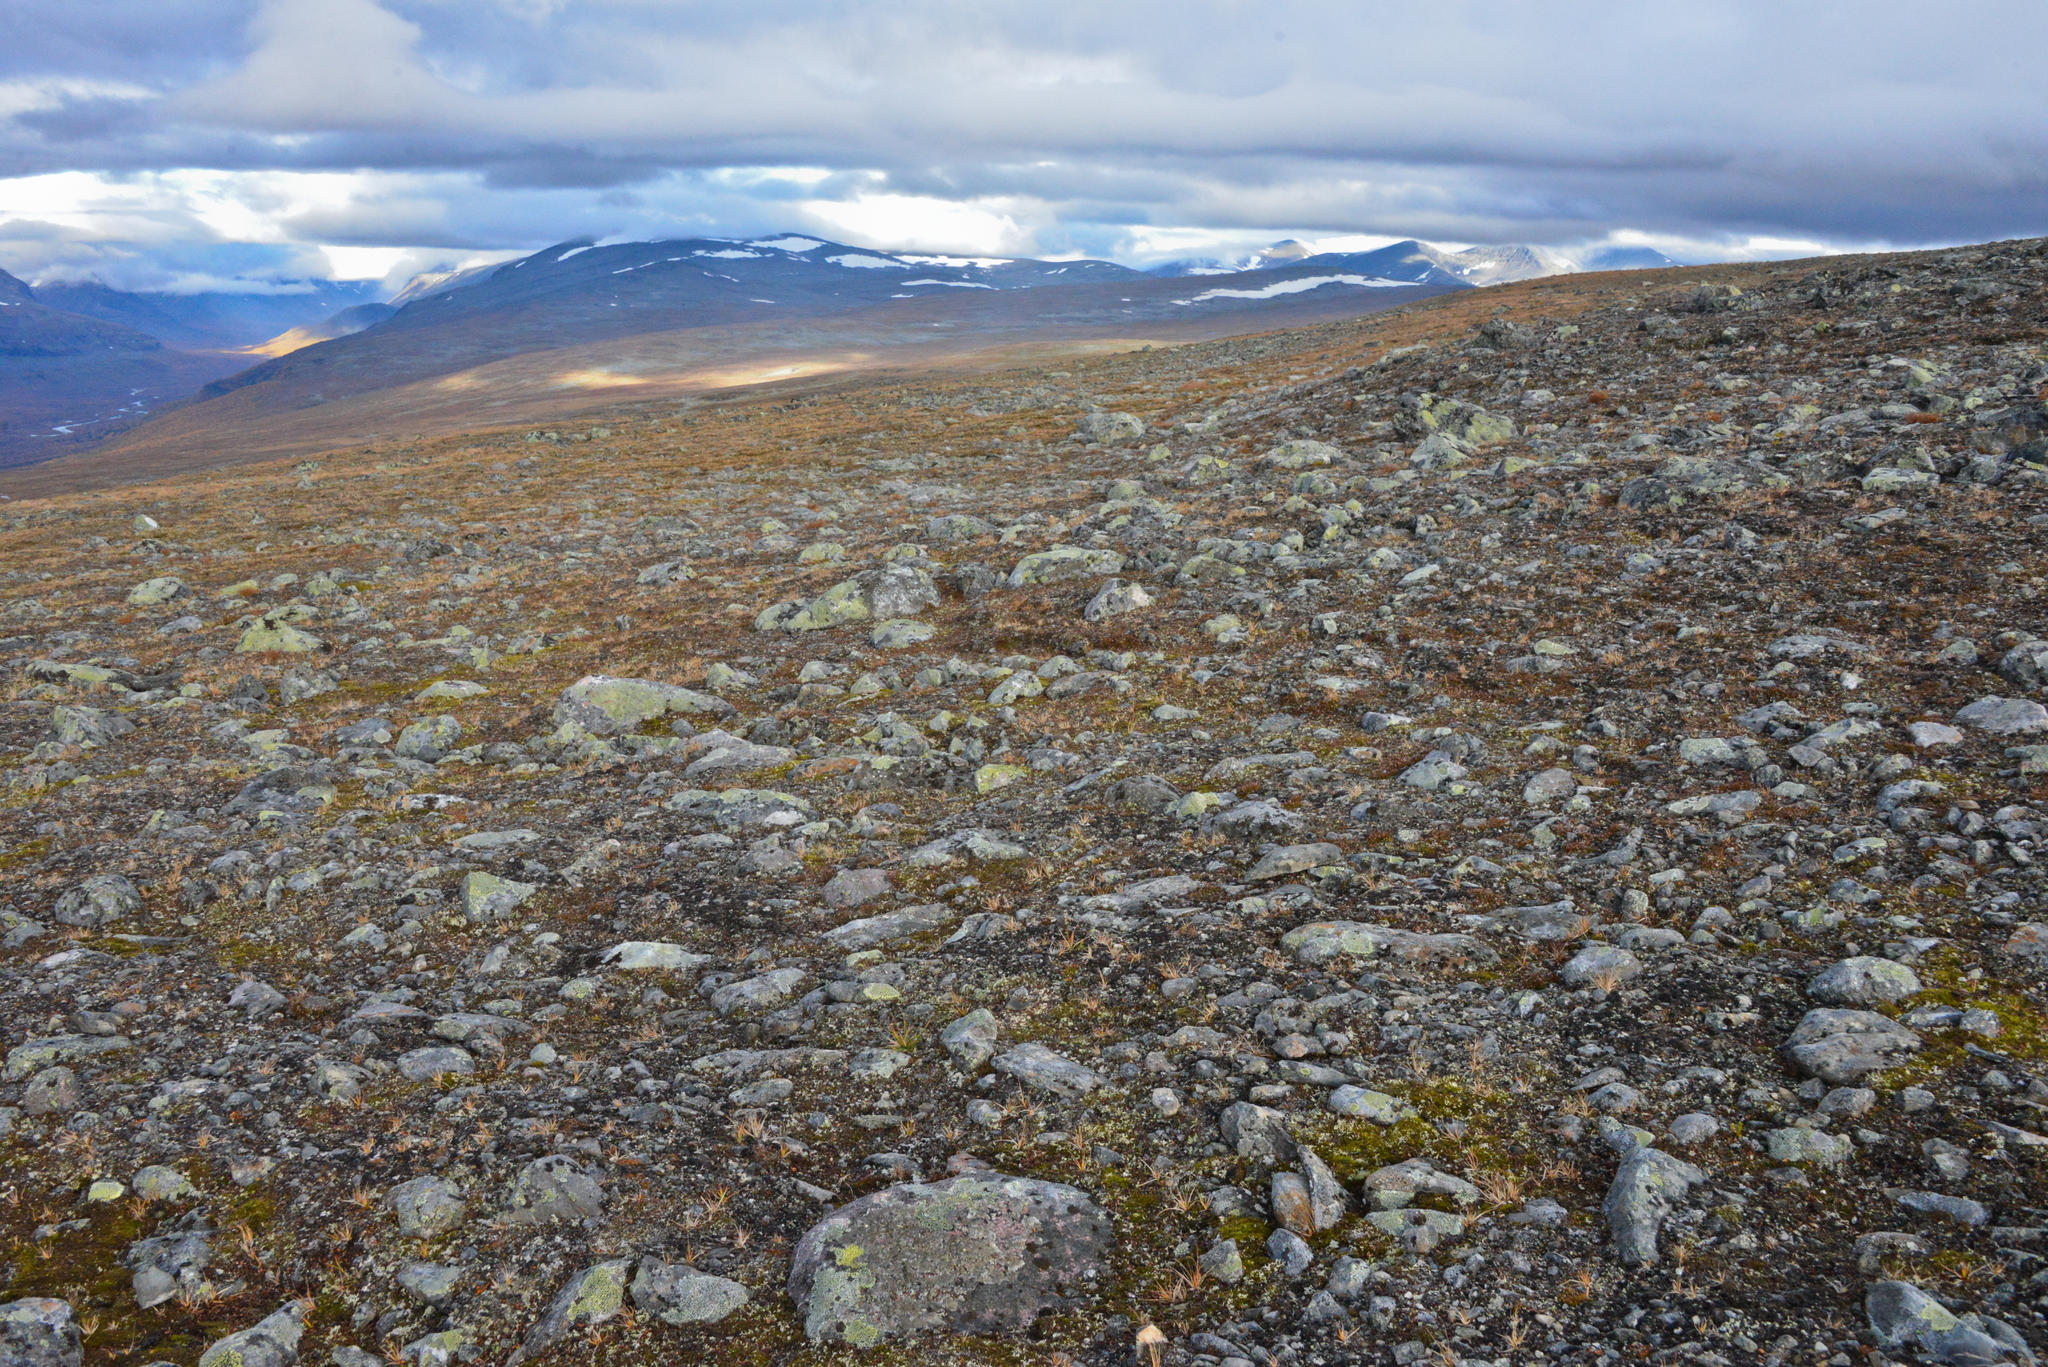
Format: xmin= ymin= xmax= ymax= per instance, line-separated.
xmin=1147 ymin=238 xmax=1679 ymax=284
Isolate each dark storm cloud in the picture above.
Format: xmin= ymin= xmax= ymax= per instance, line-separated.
xmin=3 ymin=0 xmax=2045 ymax=284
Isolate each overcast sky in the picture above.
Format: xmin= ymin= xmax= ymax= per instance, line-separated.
xmin=3 ymin=0 xmax=2045 ymax=292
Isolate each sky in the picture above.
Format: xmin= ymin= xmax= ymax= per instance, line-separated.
xmin=3 ymin=0 xmax=2045 ymax=294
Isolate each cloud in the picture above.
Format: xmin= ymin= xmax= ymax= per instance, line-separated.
xmin=2 ymin=0 xmax=2045 ymax=287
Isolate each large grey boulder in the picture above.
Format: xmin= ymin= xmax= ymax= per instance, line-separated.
xmin=1780 ymin=1009 xmax=1923 ymax=1085
xmin=1605 ymin=1146 xmax=1705 ymax=1265
xmin=502 ymin=1153 xmax=604 ymax=1225
xmin=1076 ymin=410 xmax=1144 ymax=443
xmin=1998 ymin=639 xmax=2048 ymax=692
xmin=631 ymin=1262 xmax=749 ymax=1324
xmin=1866 ymin=1280 xmax=2036 ymax=1365
xmin=765 ymin=565 xmax=940 ymax=631
xmin=939 ymin=1009 xmax=1000 ymax=1071
xmin=0 ymin=1299 xmax=81 ymax=1367
xmin=991 ymin=1043 xmax=1106 ymax=1099
xmin=1281 ymin=921 xmax=1497 ymax=968
xmin=513 ymin=1260 xmax=632 ymax=1363
xmin=553 ymin=675 xmax=735 ymax=734
xmin=822 ymin=904 xmax=952 ymax=952
xmin=50 ymin=706 xmax=134 ymax=749
xmin=1219 ymin=1101 xmax=1296 ymax=1163
xmin=787 ymin=1173 xmax=1114 ymax=1346
xmin=1809 ymin=956 xmax=1921 ymax=1006
xmin=387 ymin=1175 xmax=467 ymax=1238
xmin=197 ymin=1303 xmax=304 ymax=1367
xmin=1954 ymin=695 xmax=2048 ymax=735
xmin=53 ymin=873 xmax=142 ymax=928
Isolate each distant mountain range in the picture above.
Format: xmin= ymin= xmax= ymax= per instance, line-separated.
xmin=1146 ymin=238 xmax=1681 ymax=282
xmin=0 ymin=269 xmax=384 ymax=466
xmin=3 ymin=230 xmax=1690 ymax=476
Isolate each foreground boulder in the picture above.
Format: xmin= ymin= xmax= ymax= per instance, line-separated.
xmin=760 ymin=564 xmax=939 ymax=631
xmin=1865 ymin=1280 xmax=2035 ymax=1365
xmin=787 ymin=1173 xmax=1114 ymax=1347
xmin=197 ymin=1303 xmax=304 ymax=1367
xmin=553 ymin=675 xmax=735 ymax=734
xmin=1605 ymin=1146 xmax=1705 ymax=1266
xmin=1779 ymin=1009 xmax=1923 ymax=1085
xmin=0 ymin=1299 xmax=81 ymax=1367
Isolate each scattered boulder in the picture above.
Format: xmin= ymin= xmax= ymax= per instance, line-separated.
xmin=787 ymin=1174 xmax=1114 ymax=1346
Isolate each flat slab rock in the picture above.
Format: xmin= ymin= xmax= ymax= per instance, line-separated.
xmin=787 ymin=1173 xmax=1114 ymax=1347
xmin=1280 ymin=920 xmax=1498 ymax=967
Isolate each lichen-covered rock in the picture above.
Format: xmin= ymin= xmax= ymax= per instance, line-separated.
xmin=53 ymin=873 xmax=142 ymax=928
xmin=1808 ymin=956 xmax=1921 ymax=1006
xmin=395 ymin=714 xmax=462 ymax=762
xmin=501 ymin=1153 xmax=604 ymax=1225
xmin=197 ymin=1303 xmax=304 ymax=1367
xmin=630 ymin=1262 xmax=749 ymax=1324
xmin=767 ymin=565 xmax=939 ymax=631
xmin=552 ymin=674 xmax=735 ymax=734
xmin=1780 ymin=1009 xmax=1923 ymax=1085
xmin=1076 ymin=410 xmax=1144 ymax=443
xmin=1865 ymin=1280 xmax=2036 ymax=1366
xmin=1605 ymin=1146 xmax=1705 ymax=1265
xmin=50 ymin=705 xmax=134 ymax=749
xmin=990 ymin=1043 xmax=1106 ymax=1098
xmin=387 ymin=1175 xmax=467 ymax=1238
xmin=236 ymin=619 xmax=323 ymax=653
xmin=459 ymin=872 xmax=537 ymax=921
xmin=1083 ymin=579 xmax=1154 ymax=621
xmin=787 ymin=1173 xmax=1114 ymax=1347
xmin=940 ymin=1009 xmax=1000 ymax=1071
xmin=1006 ymin=545 xmax=1123 ymax=588
xmin=1281 ymin=921 xmax=1497 ymax=968
xmin=127 ymin=576 xmax=186 ymax=605
xmin=1766 ymin=1127 xmax=1854 ymax=1169
xmin=1219 ymin=1101 xmax=1296 ymax=1162
xmin=0 ymin=1298 xmax=81 ymax=1367
xmin=822 ymin=903 xmax=951 ymax=951
xmin=1997 ymin=638 xmax=2048 ymax=692
xmin=514 ymin=1260 xmax=632 ymax=1362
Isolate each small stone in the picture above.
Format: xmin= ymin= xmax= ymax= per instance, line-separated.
xmin=1197 ymin=1239 xmax=1244 ymax=1284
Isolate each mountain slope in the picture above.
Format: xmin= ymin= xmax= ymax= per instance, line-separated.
xmin=32 ymin=279 xmax=381 ymax=351
xmin=33 ymin=244 xmax=1458 ymax=487
xmin=0 ymin=269 xmax=244 ymax=467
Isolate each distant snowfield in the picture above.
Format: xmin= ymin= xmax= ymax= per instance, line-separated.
xmin=899 ymin=279 xmax=995 ymax=289
xmin=751 ymin=236 xmax=824 ymax=252
xmin=1176 ymin=274 xmax=1409 ymax=304
xmin=554 ymin=235 xmax=636 ymax=262
xmin=695 ymin=249 xmax=762 ymax=260
xmin=897 ymin=254 xmax=1012 ymax=269
xmin=827 ymin=253 xmax=906 ymax=269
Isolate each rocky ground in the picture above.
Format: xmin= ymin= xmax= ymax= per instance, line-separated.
xmin=0 ymin=239 xmax=2044 ymax=1367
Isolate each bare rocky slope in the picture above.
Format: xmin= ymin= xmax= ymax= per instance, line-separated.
xmin=0 ymin=239 xmax=2043 ymax=1367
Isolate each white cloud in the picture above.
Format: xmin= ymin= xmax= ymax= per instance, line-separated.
xmin=4 ymin=0 xmax=2045 ymax=288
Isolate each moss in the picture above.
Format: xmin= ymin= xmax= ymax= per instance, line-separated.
xmin=0 ymin=837 xmax=51 ymax=870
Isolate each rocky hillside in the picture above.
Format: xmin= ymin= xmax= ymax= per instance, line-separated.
xmin=0 ymin=237 xmax=2043 ymax=1367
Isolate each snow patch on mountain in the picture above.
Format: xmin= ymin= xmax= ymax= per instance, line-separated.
xmin=1176 ymin=274 xmax=1408 ymax=304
